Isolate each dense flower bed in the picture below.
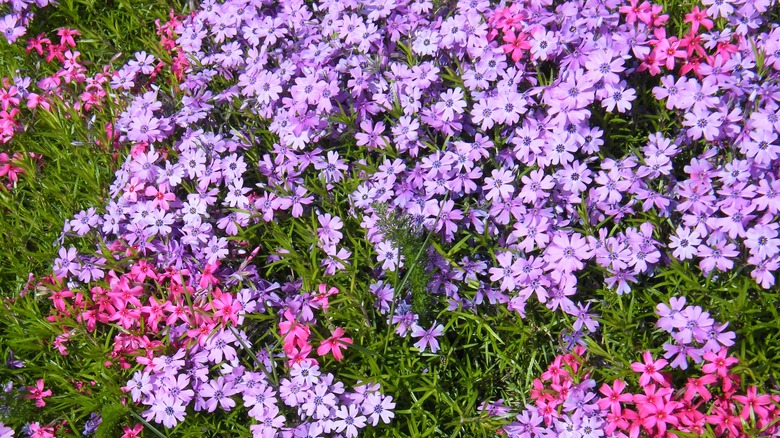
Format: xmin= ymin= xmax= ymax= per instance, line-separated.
xmin=1 ymin=0 xmax=780 ymax=436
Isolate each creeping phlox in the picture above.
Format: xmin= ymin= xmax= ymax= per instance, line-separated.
xmin=494 ymin=299 xmax=779 ymax=437
xmin=3 ymin=0 xmax=778 ymax=434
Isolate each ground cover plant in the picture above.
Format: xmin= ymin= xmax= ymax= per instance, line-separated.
xmin=1 ymin=0 xmax=780 ymax=436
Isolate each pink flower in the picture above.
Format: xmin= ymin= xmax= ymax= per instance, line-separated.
xmin=312 ymin=283 xmax=339 ymax=311
xmin=211 ymin=288 xmax=241 ymax=327
xmin=27 ymin=423 xmax=54 ymax=438
xmin=144 ymin=185 xmax=176 ymax=211
xmin=733 ymin=386 xmax=773 ymax=420
xmin=702 ymin=348 xmax=738 ymax=378
xmin=630 ymin=351 xmax=669 ymax=387
xmin=121 ymin=424 xmax=143 ymax=438
xmin=25 ymin=379 xmax=52 ymax=408
xmin=317 ymin=327 xmax=353 ymax=361
xmin=598 ymin=379 xmax=633 ymax=415
xmin=279 ymin=309 xmax=310 ymax=355
xmin=501 ymin=29 xmax=532 ymax=62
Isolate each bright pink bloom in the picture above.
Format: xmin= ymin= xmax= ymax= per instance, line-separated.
xmin=279 ymin=309 xmax=310 ymax=354
xmin=702 ymin=348 xmax=738 ymax=378
xmin=211 ymin=288 xmax=241 ymax=327
xmin=144 ymin=185 xmax=176 ymax=210
xmin=631 ymin=351 xmax=669 ymax=387
xmin=312 ymin=283 xmax=339 ymax=310
xmin=598 ymin=379 xmax=633 ymax=415
xmin=317 ymin=327 xmax=353 ymax=361
xmin=25 ymin=379 xmax=52 ymax=408
xmin=683 ymin=374 xmax=717 ymax=402
xmin=642 ymin=398 xmax=681 ymax=436
xmin=733 ymin=386 xmax=773 ymax=420
xmin=501 ymin=30 xmax=532 ymax=62
xmin=684 ymin=6 xmax=713 ymax=33
xmin=121 ymin=424 xmax=144 ymax=438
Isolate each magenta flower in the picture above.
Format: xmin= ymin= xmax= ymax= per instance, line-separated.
xmin=25 ymin=379 xmax=52 ymax=408
xmin=501 ymin=29 xmax=532 ymax=62
xmin=630 ymin=351 xmax=669 ymax=387
xmin=597 ymin=379 xmax=633 ymax=415
xmin=317 ymin=327 xmax=353 ymax=361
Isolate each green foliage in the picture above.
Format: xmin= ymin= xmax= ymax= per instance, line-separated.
xmin=95 ymin=402 xmax=127 ymax=438
xmin=0 ymin=0 xmax=182 ymax=294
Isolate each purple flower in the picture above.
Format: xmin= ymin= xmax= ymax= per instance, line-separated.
xmin=301 ymin=383 xmax=336 ymax=420
xmin=697 ymin=240 xmax=738 ymax=274
xmin=483 ymin=168 xmax=515 ymax=202
xmin=279 ymin=378 xmax=308 ymax=407
xmin=333 ymin=404 xmax=367 ymax=438
xmin=249 ymin=404 xmax=286 ymax=437
xmin=362 ymin=393 xmax=396 ymax=426
xmin=146 ymin=395 xmax=187 ymax=428
xmin=125 ymin=371 xmax=152 ymax=403
xmin=656 ymin=296 xmax=687 ymax=332
xmin=355 ymin=119 xmax=390 ymax=149
xmin=410 ymin=322 xmax=444 ymax=353
xmin=244 ymin=385 xmax=278 ymax=420
xmin=200 ymin=376 xmax=237 ymax=412
xmin=435 ymin=87 xmax=467 ymax=122
xmin=0 ymin=15 xmax=26 ymax=43
xmin=544 ymin=232 xmax=592 ymax=273
xmin=69 ymin=208 xmax=100 ymax=236
xmin=203 ymin=236 xmax=229 ymax=265
xmin=317 ymin=213 xmax=344 ymax=246
xmin=682 ymin=109 xmax=721 ymax=141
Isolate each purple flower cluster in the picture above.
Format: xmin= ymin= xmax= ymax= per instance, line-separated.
xmin=36 ymin=0 xmax=780 ymax=432
xmin=656 ymin=296 xmax=735 ymax=370
xmin=0 ymin=0 xmax=54 ymax=43
xmin=128 ymin=340 xmax=394 ymax=436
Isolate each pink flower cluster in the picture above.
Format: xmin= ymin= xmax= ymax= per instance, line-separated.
xmin=499 ymin=299 xmax=778 ymax=437
xmin=501 ymin=345 xmax=780 ymax=437
xmin=47 ymin=254 xmax=249 ymax=369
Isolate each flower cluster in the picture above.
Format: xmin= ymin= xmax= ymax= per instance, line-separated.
xmin=4 ymin=0 xmax=780 ymax=434
xmin=499 ymin=298 xmax=778 ymax=437
xmin=3 ymin=27 xmax=114 ymax=130
xmin=129 ymin=347 xmax=394 ymax=436
xmin=502 ymin=345 xmax=780 ymax=437
xmin=656 ymin=296 xmax=735 ymax=370
xmin=0 ymin=151 xmax=35 ymax=189
xmin=0 ymin=0 xmax=54 ymax=44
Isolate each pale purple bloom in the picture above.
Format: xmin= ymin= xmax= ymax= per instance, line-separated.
xmin=410 ymin=323 xmax=444 ymax=353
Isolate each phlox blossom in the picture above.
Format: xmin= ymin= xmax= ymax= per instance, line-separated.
xmin=24 ymin=379 xmax=52 ymax=408
xmin=411 ymin=323 xmax=444 ymax=353
xmin=317 ymin=327 xmax=353 ymax=361
xmin=630 ymin=351 xmax=668 ymax=387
